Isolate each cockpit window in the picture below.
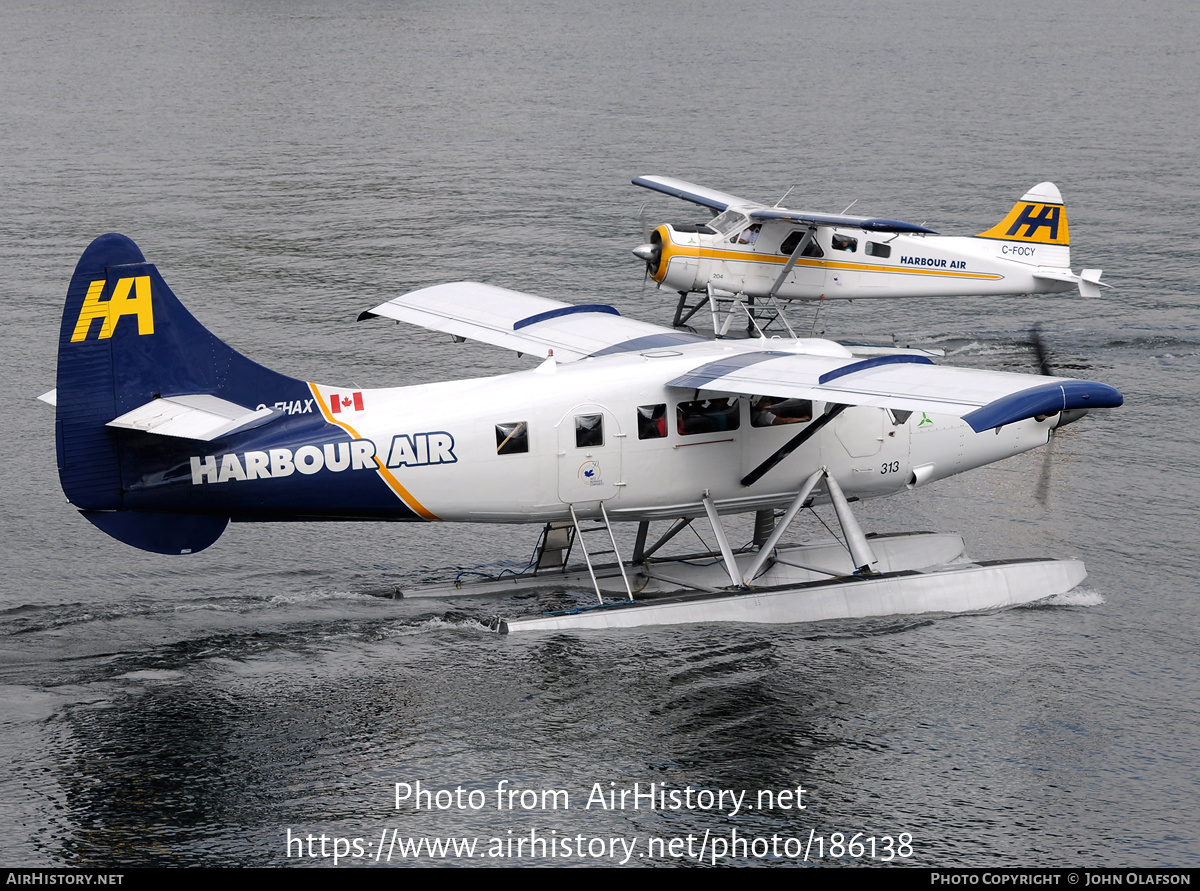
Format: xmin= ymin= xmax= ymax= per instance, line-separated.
xmin=736 ymin=224 xmax=761 ymax=245
xmin=779 ymin=230 xmax=824 ymax=258
xmin=708 ymin=209 xmax=750 ymax=238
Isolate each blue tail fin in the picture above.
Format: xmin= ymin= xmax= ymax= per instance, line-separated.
xmin=56 ymin=234 xmax=313 ymax=553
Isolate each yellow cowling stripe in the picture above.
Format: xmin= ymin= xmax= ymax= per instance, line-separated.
xmin=652 ymin=225 xmax=699 ymax=283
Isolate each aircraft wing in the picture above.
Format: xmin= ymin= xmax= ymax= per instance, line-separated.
xmin=668 ymin=353 xmax=1122 ymax=432
xmin=634 ymin=175 xmax=937 ymax=234
xmin=632 ymin=175 xmax=757 ymax=213
xmin=747 ymin=207 xmax=937 ymax=234
xmin=361 ymin=282 xmax=704 ymax=362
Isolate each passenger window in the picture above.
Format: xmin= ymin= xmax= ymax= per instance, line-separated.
xmin=495 ymin=422 xmax=528 ymax=455
xmin=575 ymin=414 xmax=603 ymax=448
xmin=779 ymin=230 xmax=824 ymax=258
xmin=637 ymin=404 xmax=668 ymax=440
xmin=751 ymin=396 xmax=813 ymax=427
xmin=676 ymin=398 xmax=741 ymax=436
xmin=831 ymin=234 xmax=858 ymax=252
xmin=865 ymin=241 xmax=891 ymax=258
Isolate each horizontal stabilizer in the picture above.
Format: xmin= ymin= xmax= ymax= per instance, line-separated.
xmin=1033 ymin=268 xmax=1106 ymax=299
xmin=363 ymin=282 xmax=702 ymax=361
xmin=106 ymin=394 xmax=276 ymax=441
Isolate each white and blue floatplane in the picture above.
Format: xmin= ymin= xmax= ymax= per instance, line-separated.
xmin=46 ymin=234 xmax=1122 ymax=632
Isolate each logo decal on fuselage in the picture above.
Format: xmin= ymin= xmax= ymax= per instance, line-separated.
xmin=385 ymin=432 xmax=456 ymax=468
xmin=330 ymin=392 xmax=364 ymax=414
xmin=1005 ymin=204 xmax=1060 ymax=241
xmin=578 ymin=460 xmax=602 ymax=485
xmin=977 ymin=201 xmax=1069 ymax=246
xmin=190 ymin=440 xmax=377 ymax=485
xmin=70 ymin=277 xmax=155 ymax=342
xmin=899 ymin=256 xmax=969 ymax=269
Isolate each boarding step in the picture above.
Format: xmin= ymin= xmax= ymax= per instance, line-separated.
xmin=556 ymin=504 xmax=633 ymax=604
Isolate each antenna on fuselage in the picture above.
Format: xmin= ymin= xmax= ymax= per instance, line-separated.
xmin=774 ymin=185 xmax=795 ymax=208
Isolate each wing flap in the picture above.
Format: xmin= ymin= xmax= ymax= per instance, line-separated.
xmin=363 ymin=282 xmax=702 ymax=361
xmin=668 ymin=352 xmax=1122 ymax=431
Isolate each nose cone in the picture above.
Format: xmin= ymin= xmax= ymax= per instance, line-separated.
xmin=635 ymin=225 xmax=667 ymax=281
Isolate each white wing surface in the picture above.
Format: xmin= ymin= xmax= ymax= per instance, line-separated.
xmin=362 ymin=282 xmax=704 ymax=361
xmin=668 ymin=352 xmax=1123 ymax=432
xmin=632 ymin=175 xmax=754 ymax=213
xmin=633 ymin=175 xmax=937 ymax=234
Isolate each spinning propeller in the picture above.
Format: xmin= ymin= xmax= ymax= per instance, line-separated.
xmin=632 ymin=205 xmax=662 ymax=288
xmin=1028 ymin=324 xmax=1086 ymax=507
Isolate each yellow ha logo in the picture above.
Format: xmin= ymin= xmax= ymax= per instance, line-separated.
xmin=70 ymin=276 xmax=155 ymax=342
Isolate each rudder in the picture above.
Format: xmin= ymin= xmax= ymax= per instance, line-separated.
xmin=977 ymin=183 xmax=1070 ymax=249
xmin=56 ymin=234 xmax=313 ymax=549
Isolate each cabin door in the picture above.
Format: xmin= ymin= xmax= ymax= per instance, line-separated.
xmin=557 ymin=403 xmax=624 ymax=504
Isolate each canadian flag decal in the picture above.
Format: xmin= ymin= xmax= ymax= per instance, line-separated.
xmin=329 ymin=391 xmax=364 ymax=414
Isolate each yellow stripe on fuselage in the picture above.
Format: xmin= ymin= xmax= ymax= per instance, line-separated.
xmin=664 ymin=241 xmax=1004 ymax=282
xmin=309 ymin=383 xmax=441 ymax=521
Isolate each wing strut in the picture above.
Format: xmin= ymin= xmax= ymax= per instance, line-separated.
xmin=768 ymin=225 xmax=816 ymax=299
xmin=740 ymin=403 xmax=847 ymax=487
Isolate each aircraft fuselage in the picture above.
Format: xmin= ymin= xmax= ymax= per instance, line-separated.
xmin=146 ymin=340 xmax=1053 ymax=525
xmin=652 ymin=222 xmax=1076 ymax=301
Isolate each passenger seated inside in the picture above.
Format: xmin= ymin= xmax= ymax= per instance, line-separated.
xmin=637 ymin=404 xmax=667 ymax=440
xmin=751 ymin=396 xmax=812 ymax=427
xmin=831 ymin=234 xmax=858 ymax=252
xmin=677 ymin=397 xmax=741 ymax=435
xmin=779 ymin=230 xmax=824 ymax=258
xmin=736 ymin=224 xmax=761 ymax=245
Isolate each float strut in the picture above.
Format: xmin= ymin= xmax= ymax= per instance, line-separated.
xmin=743 ymin=468 xmax=825 ymax=583
xmin=701 ymin=490 xmax=746 ymax=588
xmin=823 ymin=469 xmax=879 ymax=573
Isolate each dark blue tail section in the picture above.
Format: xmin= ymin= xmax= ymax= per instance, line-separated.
xmin=56 ymin=234 xmax=315 ymax=552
